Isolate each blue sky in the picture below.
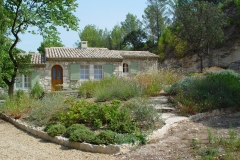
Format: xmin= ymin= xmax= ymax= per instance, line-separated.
xmin=17 ymin=0 xmax=147 ymax=53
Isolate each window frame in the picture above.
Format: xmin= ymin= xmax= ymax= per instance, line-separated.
xmin=123 ymin=63 xmax=129 ymax=73
xmin=80 ymin=65 xmax=90 ymax=80
xmin=94 ymin=65 xmax=103 ymax=80
xmin=15 ymin=74 xmax=31 ymax=90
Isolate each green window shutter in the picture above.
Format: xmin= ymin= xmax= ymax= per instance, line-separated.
xmin=70 ymin=64 xmax=80 ymax=80
xmin=103 ymin=64 xmax=113 ymax=78
xmin=31 ymin=72 xmax=40 ymax=88
xmin=130 ymin=62 xmax=138 ymax=74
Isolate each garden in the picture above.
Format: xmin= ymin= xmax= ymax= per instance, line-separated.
xmin=0 ymin=68 xmax=240 ymax=153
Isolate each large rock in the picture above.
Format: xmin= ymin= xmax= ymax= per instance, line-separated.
xmin=161 ymin=42 xmax=240 ymax=73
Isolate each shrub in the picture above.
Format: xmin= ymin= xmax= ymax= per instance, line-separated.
xmin=109 ymin=108 xmax=137 ymax=133
xmin=78 ymin=80 xmax=100 ymax=98
xmin=124 ymin=98 xmax=161 ymax=130
xmin=136 ymin=67 xmax=182 ymax=96
xmin=0 ymin=91 xmax=34 ymax=119
xmin=30 ymin=81 xmax=44 ymax=99
xmin=94 ymin=130 xmax=116 ymax=145
xmin=27 ymin=93 xmax=68 ymax=126
xmin=44 ymin=122 xmax=57 ymax=132
xmin=171 ymin=70 xmax=240 ymax=114
xmin=65 ymin=124 xmax=87 ymax=138
xmin=93 ymin=77 xmax=141 ymax=102
xmin=93 ymin=119 xmax=102 ymax=129
xmin=69 ymin=128 xmax=95 ymax=143
xmin=47 ymin=124 xmax=66 ymax=137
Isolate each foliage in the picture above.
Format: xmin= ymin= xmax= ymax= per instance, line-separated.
xmin=0 ymin=91 xmax=34 ymax=119
xmin=170 ymin=70 xmax=240 ymax=114
xmin=93 ymin=77 xmax=141 ymax=102
xmin=94 ymin=130 xmax=116 ymax=145
xmin=27 ymin=93 xmax=68 ymax=126
xmin=109 ymin=107 xmax=137 ymax=133
xmin=46 ymin=124 xmax=66 ymax=137
xmin=124 ymin=98 xmax=161 ymax=130
xmin=1 ymin=0 xmax=79 ymax=97
xmin=143 ymin=0 xmax=168 ymax=44
xmin=174 ymin=1 xmax=226 ymax=72
xmin=78 ymin=80 xmax=100 ymax=98
xmin=78 ymin=25 xmax=111 ymax=48
xmin=30 ymin=81 xmax=44 ymax=99
xmin=55 ymin=99 xmax=120 ymax=127
xmin=110 ymin=24 xmax=124 ymax=50
xmin=192 ymin=128 xmax=240 ymax=159
xmin=65 ymin=124 xmax=88 ymax=138
xmin=69 ymin=128 xmax=95 ymax=143
xmin=37 ymin=33 xmax=64 ymax=54
xmin=43 ymin=123 xmax=57 ymax=132
xmin=136 ymin=67 xmax=183 ymax=96
xmin=0 ymin=92 xmax=8 ymax=100
xmin=122 ymin=29 xmax=147 ymax=51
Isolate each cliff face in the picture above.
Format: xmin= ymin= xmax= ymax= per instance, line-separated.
xmin=161 ymin=2 xmax=240 ymax=73
xmin=161 ymin=40 xmax=240 ymax=73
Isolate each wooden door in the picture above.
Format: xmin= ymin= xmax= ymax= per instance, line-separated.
xmin=51 ymin=65 xmax=63 ymax=91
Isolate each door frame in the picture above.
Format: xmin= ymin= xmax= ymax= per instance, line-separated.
xmin=51 ymin=65 xmax=63 ymax=91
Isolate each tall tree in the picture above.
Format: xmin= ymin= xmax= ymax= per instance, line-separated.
xmin=111 ymin=24 xmax=124 ymax=50
xmin=142 ymin=0 xmax=167 ymax=44
xmin=79 ymin=25 xmax=101 ymax=47
xmin=174 ymin=1 xmax=226 ymax=72
xmin=121 ymin=13 xmax=143 ymax=37
xmin=122 ymin=29 xmax=147 ymax=50
xmin=37 ymin=32 xmax=64 ymax=54
xmin=1 ymin=0 xmax=79 ymax=97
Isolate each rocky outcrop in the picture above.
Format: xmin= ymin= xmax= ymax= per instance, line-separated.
xmin=161 ymin=41 xmax=240 ymax=73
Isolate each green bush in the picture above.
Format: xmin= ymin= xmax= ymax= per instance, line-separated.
xmin=69 ymin=128 xmax=95 ymax=143
xmin=93 ymin=77 xmax=141 ymax=102
xmin=171 ymin=70 xmax=240 ymax=114
xmin=109 ymin=108 xmax=137 ymax=133
xmin=124 ymin=98 xmax=161 ymax=130
xmin=30 ymin=81 xmax=44 ymax=99
xmin=47 ymin=124 xmax=66 ymax=137
xmin=93 ymin=119 xmax=102 ymax=129
xmin=94 ymin=130 xmax=116 ymax=145
xmin=78 ymin=80 xmax=100 ymax=98
xmin=44 ymin=122 xmax=57 ymax=132
xmin=27 ymin=93 xmax=68 ymax=126
xmin=65 ymin=124 xmax=87 ymax=138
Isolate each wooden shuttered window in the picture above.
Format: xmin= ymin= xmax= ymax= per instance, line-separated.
xmin=70 ymin=64 xmax=80 ymax=80
xmin=103 ymin=64 xmax=114 ymax=78
xmin=31 ymin=72 xmax=40 ymax=88
xmin=130 ymin=62 xmax=138 ymax=74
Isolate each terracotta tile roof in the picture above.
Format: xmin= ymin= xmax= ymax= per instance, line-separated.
xmin=45 ymin=47 xmax=159 ymax=60
xmin=117 ymin=50 xmax=159 ymax=58
xmin=45 ymin=47 xmax=123 ymax=59
xmin=30 ymin=54 xmax=45 ymax=65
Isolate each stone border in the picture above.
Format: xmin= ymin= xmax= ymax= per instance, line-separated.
xmin=0 ymin=113 xmax=127 ymax=154
xmin=189 ymin=107 xmax=239 ymax=122
xmin=1 ymin=107 xmax=238 ymax=154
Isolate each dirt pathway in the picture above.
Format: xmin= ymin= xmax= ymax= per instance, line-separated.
xmin=0 ymin=119 xmax=118 ymax=160
xmin=1 ymin=112 xmax=240 ymax=160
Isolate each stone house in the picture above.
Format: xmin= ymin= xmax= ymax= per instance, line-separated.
xmin=15 ymin=42 xmax=158 ymax=92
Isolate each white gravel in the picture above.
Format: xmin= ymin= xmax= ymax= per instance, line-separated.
xmin=0 ymin=119 xmax=119 ymax=160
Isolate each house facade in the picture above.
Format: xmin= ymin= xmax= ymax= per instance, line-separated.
xmin=15 ymin=42 xmax=159 ymax=92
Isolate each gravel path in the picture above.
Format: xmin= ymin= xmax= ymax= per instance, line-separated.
xmin=0 ymin=119 xmax=119 ymax=160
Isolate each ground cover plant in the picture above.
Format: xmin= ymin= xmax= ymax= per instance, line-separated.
xmin=78 ymin=68 xmax=182 ymax=101
xmin=168 ymin=70 xmax=240 ymax=115
xmin=191 ymin=128 xmax=240 ymax=159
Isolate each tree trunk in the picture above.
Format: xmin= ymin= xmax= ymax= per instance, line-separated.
xmin=8 ymin=83 xmax=14 ymax=98
xmin=197 ymin=53 xmax=203 ymax=73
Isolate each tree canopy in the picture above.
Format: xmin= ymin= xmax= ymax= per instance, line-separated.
xmin=1 ymin=0 xmax=79 ymax=96
xmin=174 ymin=1 xmax=226 ymax=72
